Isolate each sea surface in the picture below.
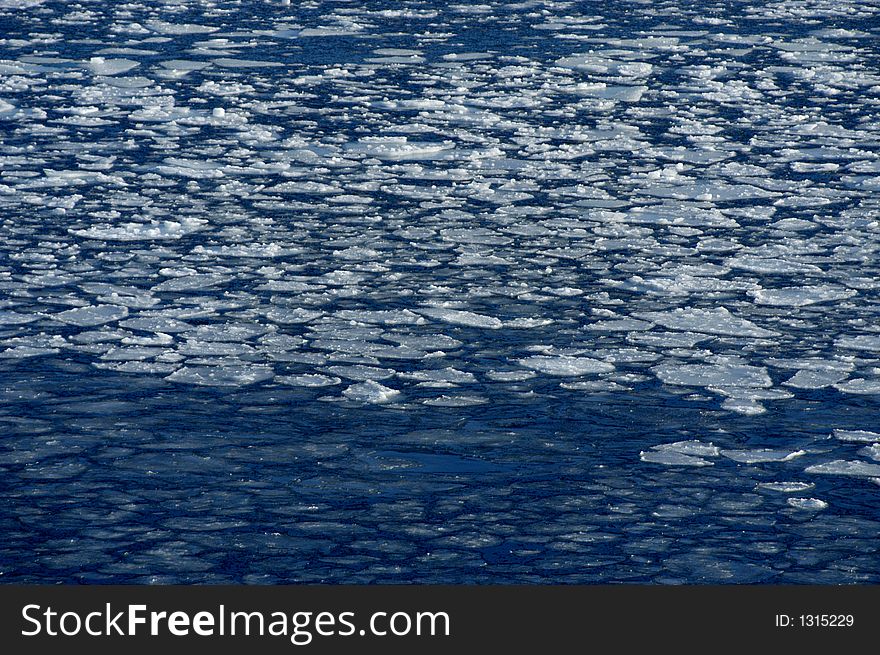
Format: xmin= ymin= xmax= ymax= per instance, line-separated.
xmin=2 ymin=0 xmax=880 ymax=583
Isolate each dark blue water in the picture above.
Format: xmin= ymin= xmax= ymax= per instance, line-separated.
xmin=2 ymin=0 xmax=880 ymax=583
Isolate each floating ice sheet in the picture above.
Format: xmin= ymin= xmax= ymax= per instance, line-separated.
xmin=640 ymin=451 xmax=714 ymax=466
xmin=636 ymin=308 xmax=779 ymax=338
xmin=54 ymin=305 xmax=129 ymax=327
xmin=416 ymin=308 xmax=503 ymax=329
xmin=834 ymin=429 xmax=880 ymax=443
xmin=654 ymin=362 xmax=772 ymax=388
xmin=166 ymin=366 xmax=274 ymax=387
xmin=342 ymin=380 xmax=400 ymax=404
xmin=805 ymin=460 xmax=880 ymax=477
xmin=758 ymin=482 xmax=815 ymax=493
xmin=787 ymin=498 xmax=828 ymax=511
xmin=518 ymin=355 xmax=614 ymax=376
xmin=71 ymin=218 xmax=207 ymax=241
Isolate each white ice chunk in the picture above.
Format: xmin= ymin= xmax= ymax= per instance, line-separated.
xmin=834 ymin=429 xmax=880 ymax=443
xmin=486 ymin=370 xmax=537 ymax=382
xmin=636 ymin=307 xmax=778 ymax=338
xmin=54 ymin=305 xmax=129 ymax=327
xmin=0 ymin=346 xmax=59 ymax=359
xmin=518 ymin=355 xmax=614 ymax=376
xmin=188 ymin=324 xmax=268 ymax=342
xmin=145 ymin=20 xmax=219 ymax=34
xmin=423 ymin=395 xmax=488 ymax=406
xmin=0 ymin=310 xmax=39 ymax=325
xmin=192 ymin=244 xmax=292 ymax=258
xmin=757 ymin=482 xmax=815 ymax=493
xmin=399 ymin=367 xmax=476 ymax=384
xmin=639 ymin=451 xmax=714 ymax=466
xmin=94 ymin=361 xmax=179 ymax=374
xmin=652 ymin=441 xmax=721 ymax=457
xmin=787 ymin=498 xmax=827 ymax=511
xmin=834 ymin=379 xmax=880 ymax=395
xmin=266 ymin=308 xmax=323 ymax=324
xmin=654 ymin=362 xmax=772 ymax=388
xmin=727 ymin=255 xmax=823 ymax=275
xmin=342 ymin=380 xmax=400 ymax=404
xmin=0 ymin=98 xmax=16 ymax=117
xmin=344 ymin=137 xmax=455 ymax=161
xmin=276 ymin=374 xmax=341 ymax=387
xmin=334 ymin=310 xmax=423 ymax=325
xmin=178 ymin=341 xmax=256 ymax=357
xmin=504 ymin=317 xmax=555 ymax=328
xmin=858 ymin=444 xmax=880 ymax=461
xmin=720 ymin=398 xmax=766 ymax=415
xmin=805 ymin=460 xmax=880 ymax=477
xmin=165 ymin=365 xmax=273 ymax=387
xmin=556 ymin=54 xmax=653 ymax=78
xmin=85 ymin=57 xmax=139 ymax=76
xmin=835 ymin=335 xmax=880 ymax=352
xmin=323 ymin=365 xmax=396 ymax=381
xmin=119 ymin=317 xmax=193 ymax=333
xmin=416 ymin=308 xmax=503 ymax=329
xmin=784 ymin=369 xmax=849 ymax=389
xmin=628 ymin=332 xmax=711 ymax=347
xmin=721 ymin=449 xmax=805 ymax=463
xmin=749 ymin=285 xmax=856 ymax=307
xmin=70 ymin=217 xmax=207 ymax=241
xmin=152 ymin=274 xmax=227 ymax=292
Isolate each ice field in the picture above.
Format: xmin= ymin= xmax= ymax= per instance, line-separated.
xmin=2 ymin=0 xmax=880 ymax=583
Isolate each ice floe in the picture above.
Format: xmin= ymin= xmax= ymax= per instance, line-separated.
xmin=518 ymin=355 xmax=614 ymax=376
xmin=342 ymin=380 xmax=400 ymax=404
